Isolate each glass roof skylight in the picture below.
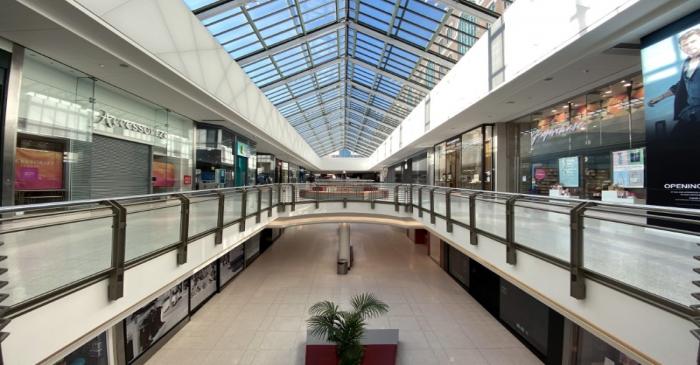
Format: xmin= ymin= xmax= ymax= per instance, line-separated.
xmin=185 ymin=0 xmax=510 ymax=157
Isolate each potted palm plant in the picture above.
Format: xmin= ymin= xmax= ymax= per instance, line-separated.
xmin=307 ymin=293 xmax=390 ymax=365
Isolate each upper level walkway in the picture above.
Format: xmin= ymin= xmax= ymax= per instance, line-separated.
xmin=0 ymin=182 xmax=697 ymax=364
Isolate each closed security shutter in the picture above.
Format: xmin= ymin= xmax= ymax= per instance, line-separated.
xmin=68 ymin=140 xmax=93 ymax=201
xmin=90 ymin=135 xmax=150 ymax=199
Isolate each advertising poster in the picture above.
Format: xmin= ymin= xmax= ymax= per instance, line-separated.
xmin=124 ymin=281 xmax=189 ymax=363
xmin=14 ymin=147 xmax=63 ymax=190
xmin=55 ymin=332 xmax=109 ymax=365
xmin=612 ymin=148 xmax=645 ymax=188
xmin=190 ymin=262 xmax=218 ymax=311
xmin=558 ymin=156 xmax=579 ymax=187
xmin=641 ymin=10 xmax=700 ymax=210
xmin=152 ymin=160 xmax=175 ymax=187
xmin=220 ymin=245 xmax=245 ymax=287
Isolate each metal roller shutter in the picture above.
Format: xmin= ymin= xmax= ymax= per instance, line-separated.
xmin=90 ymin=135 xmax=150 ymax=199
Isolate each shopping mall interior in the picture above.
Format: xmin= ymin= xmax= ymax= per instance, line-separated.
xmin=0 ymin=0 xmax=699 ymax=364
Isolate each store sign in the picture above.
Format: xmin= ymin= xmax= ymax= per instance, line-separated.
xmin=236 ymin=141 xmax=250 ymax=157
xmin=530 ymin=121 xmax=585 ymax=146
xmin=94 ymin=110 xmax=168 ymax=139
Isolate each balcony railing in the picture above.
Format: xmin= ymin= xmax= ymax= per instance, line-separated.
xmin=0 ymin=182 xmax=698 ymax=351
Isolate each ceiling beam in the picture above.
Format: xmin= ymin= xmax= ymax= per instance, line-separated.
xmin=238 ymin=22 xmax=346 ymax=66
xmin=434 ymin=0 xmax=499 ymax=23
xmin=347 ymin=110 xmax=396 ymax=130
xmin=350 ymin=58 xmax=430 ymax=94
xmin=345 ymin=125 xmax=385 ymax=144
xmin=276 ymin=81 xmax=344 ymax=109
xmin=260 ymin=57 xmax=343 ymax=92
xmin=350 ymin=22 xmax=454 ymax=69
xmin=291 ymin=109 xmax=344 ymax=128
xmin=346 ymin=138 xmax=378 ymax=153
xmin=347 ymin=96 xmax=404 ymax=122
xmin=194 ymin=0 xmax=256 ymax=20
xmin=348 ymin=81 xmax=414 ymax=111
xmin=347 ymin=121 xmax=389 ymax=137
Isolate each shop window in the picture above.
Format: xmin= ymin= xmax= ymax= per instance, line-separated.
xmin=15 ymin=136 xmax=66 ymax=204
xmin=55 ymin=332 xmax=109 ymax=365
xmin=514 ymin=74 xmax=646 ymax=201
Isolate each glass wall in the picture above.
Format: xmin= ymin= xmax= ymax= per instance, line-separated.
xmin=256 ymin=153 xmax=274 ymax=184
xmin=514 ymin=74 xmax=645 ymax=201
xmin=434 ymin=125 xmax=494 ymax=189
xmin=15 ymin=50 xmax=194 ymax=203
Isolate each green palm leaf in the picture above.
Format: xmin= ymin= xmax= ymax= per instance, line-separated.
xmin=307 ymin=293 xmax=390 ymax=365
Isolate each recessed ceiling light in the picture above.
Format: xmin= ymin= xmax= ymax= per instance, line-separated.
xmin=604 ymin=90 xmax=612 ymax=94
xmin=119 ymin=63 xmax=129 ymax=68
xmin=544 ymin=77 xmax=554 ymax=81
xmin=99 ymin=64 xmax=105 ymax=68
xmin=551 ymin=109 xmax=557 ymax=113
xmin=624 ymin=83 xmax=631 ymax=87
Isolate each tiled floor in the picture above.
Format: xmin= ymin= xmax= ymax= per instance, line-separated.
xmin=147 ymin=223 xmax=542 ymax=365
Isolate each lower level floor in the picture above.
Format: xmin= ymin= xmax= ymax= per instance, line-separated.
xmin=146 ymin=223 xmax=541 ymax=365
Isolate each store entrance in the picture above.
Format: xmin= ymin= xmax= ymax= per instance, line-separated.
xmin=235 ymin=156 xmax=247 ymax=187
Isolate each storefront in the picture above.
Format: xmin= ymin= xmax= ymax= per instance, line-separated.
xmin=256 ymin=153 xmax=274 ymax=184
xmin=195 ymin=123 xmax=256 ymax=188
xmin=433 ymin=124 xmax=494 ymax=189
xmin=511 ymin=74 xmax=645 ymax=202
xmin=386 ymin=150 xmax=431 ymax=184
xmin=9 ymin=50 xmax=194 ymax=204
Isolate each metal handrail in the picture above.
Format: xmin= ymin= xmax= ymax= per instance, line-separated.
xmin=1 ymin=181 xmax=698 ymax=329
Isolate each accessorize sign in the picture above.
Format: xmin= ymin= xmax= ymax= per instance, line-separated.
xmin=93 ymin=110 xmax=168 ymax=139
xmin=15 ymin=147 xmax=63 ymax=190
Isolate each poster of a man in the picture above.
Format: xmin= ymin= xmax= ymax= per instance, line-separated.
xmin=647 ymin=27 xmax=700 ymax=138
xmin=641 ymin=12 xmax=700 ymax=213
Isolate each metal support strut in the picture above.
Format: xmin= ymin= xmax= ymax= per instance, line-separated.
xmin=570 ymin=201 xmax=591 ymax=299
xmin=175 ymin=194 xmax=190 ymax=265
xmin=505 ymin=196 xmax=519 ymax=265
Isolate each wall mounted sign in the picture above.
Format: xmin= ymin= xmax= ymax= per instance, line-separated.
xmin=236 ymin=141 xmax=250 ymax=157
xmin=94 ymin=110 xmax=168 ymax=139
xmin=530 ymin=121 xmax=585 ymax=146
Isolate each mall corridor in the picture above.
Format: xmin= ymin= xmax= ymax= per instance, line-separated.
xmin=145 ymin=224 xmax=540 ymax=365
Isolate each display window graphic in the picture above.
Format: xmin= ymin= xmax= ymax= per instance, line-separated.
xmin=124 ymin=281 xmax=189 ymax=363
xmin=612 ymin=148 xmax=645 ymax=188
xmin=642 ymin=11 xmax=700 ymax=209
xmin=190 ymin=262 xmax=217 ymax=310
xmin=55 ymin=332 xmax=108 ymax=365
xmin=152 ymin=160 xmax=175 ymax=187
xmin=15 ymin=147 xmax=63 ymax=190
xmin=220 ymin=245 xmax=245 ymax=287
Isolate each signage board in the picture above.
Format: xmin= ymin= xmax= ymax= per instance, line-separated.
xmin=641 ymin=10 xmax=700 ymax=210
xmin=236 ymin=141 xmax=250 ymax=157
xmin=558 ymin=156 xmax=579 ymax=187
xmin=612 ymin=148 xmax=645 ymax=188
xmin=15 ymin=147 xmax=63 ymax=190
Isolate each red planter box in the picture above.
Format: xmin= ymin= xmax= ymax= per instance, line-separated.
xmin=305 ymin=344 xmax=397 ymax=365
